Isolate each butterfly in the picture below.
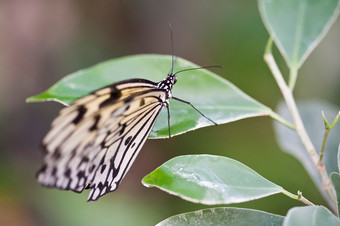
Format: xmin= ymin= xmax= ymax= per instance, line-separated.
xmin=37 ymin=31 xmax=219 ymax=201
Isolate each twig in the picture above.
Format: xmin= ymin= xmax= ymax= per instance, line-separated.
xmin=263 ymin=43 xmax=337 ymax=209
xmin=297 ymin=191 xmax=315 ymax=206
xmin=288 ymin=68 xmax=298 ymax=90
xmin=282 ymin=190 xmax=314 ymax=206
xmin=319 ymin=111 xmax=340 ymax=163
xmin=319 ymin=130 xmax=329 ymax=163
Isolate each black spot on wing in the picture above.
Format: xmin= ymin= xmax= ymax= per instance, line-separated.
xmin=89 ymin=115 xmax=101 ymax=131
xmin=89 ymin=164 xmax=96 ymax=173
xmin=70 ymin=149 xmax=76 ymax=159
xmin=98 ymin=182 xmax=104 ymax=190
xmin=51 ymin=149 xmax=61 ymax=160
xmin=139 ymin=98 xmax=145 ymax=106
xmin=81 ymin=156 xmax=89 ymax=163
xmin=99 ymin=89 xmax=122 ymax=108
xmin=77 ymin=156 xmax=89 ymax=168
xmin=51 ymin=167 xmax=57 ymax=176
xmin=100 ymin=164 xmax=106 ymax=173
xmin=77 ymin=171 xmax=85 ymax=178
xmin=73 ymin=105 xmax=87 ymax=124
xmin=125 ymin=136 xmax=132 ymax=145
xmin=99 ymin=155 xmax=105 ymax=165
xmin=64 ymin=168 xmax=71 ymax=177
xmin=119 ymin=123 xmax=127 ymax=135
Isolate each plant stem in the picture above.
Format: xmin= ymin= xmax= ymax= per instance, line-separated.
xmin=297 ymin=191 xmax=315 ymax=206
xmin=264 ymin=37 xmax=274 ymax=55
xmin=319 ymin=129 xmax=330 ymax=163
xmin=289 ymin=68 xmax=298 ymax=90
xmin=263 ymin=51 xmax=337 ymax=209
xmin=319 ymin=111 xmax=340 ymax=163
xmin=282 ymin=190 xmax=314 ymax=206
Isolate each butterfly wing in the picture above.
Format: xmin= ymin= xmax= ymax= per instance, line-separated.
xmin=37 ymin=79 xmax=167 ymax=201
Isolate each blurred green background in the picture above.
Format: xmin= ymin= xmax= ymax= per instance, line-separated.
xmin=1 ymin=1 xmax=339 ymax=225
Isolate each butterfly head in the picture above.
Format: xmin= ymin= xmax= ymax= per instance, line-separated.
xmin=158 ymin=73 xmax=177 ymax=91
xmin=167 ymin=73 xmax=177 ymax=84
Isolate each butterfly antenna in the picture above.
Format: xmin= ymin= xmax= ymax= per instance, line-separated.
xmin=169 ymin=23 xmax=175 ymax=75
xmin=174 ymin=65 xmax=223 ymax=76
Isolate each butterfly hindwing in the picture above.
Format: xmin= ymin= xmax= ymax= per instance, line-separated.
xmin=86 ymin=98 xmax=164 ymax=200
xmin=37 ymin=79 xmax=167 ymax=200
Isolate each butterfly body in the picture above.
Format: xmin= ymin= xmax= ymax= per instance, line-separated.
xmin=38 ymin=73 xmax=179 ymax=201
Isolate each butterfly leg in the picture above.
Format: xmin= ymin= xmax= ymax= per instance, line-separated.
xmin=172 ymin=96 xmax=217 ymax=125
xmin=166 ymin=104 xmax=171 ymax=138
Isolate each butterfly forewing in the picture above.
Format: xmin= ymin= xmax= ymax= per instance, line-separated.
xmin=87 ymin=99 xmax=163 ymax=200
xmin=37 ymin=79 xmax=167 ymax=201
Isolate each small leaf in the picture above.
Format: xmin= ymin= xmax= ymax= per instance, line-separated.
xmin=330 ymin=112 xmax=340 ymax=129
xmin=274 ymin=100 xmax=340 ymax=209
xmin=142 ymin=155 xmax=284 ymax=204
xmin=331 ymin=172 xmax=340 ymax=217
xmin=156 ymin=207 xmax=284 ymax=226
xmin=259 ymin=0 xmax=340 ymax=69
xmin=323 ymin=111 xmax=331 ymax=130
xmin=283 ymin=206 xmax=340 ymax=226
xmin=27 ymin=54 xmax=273 ymax=138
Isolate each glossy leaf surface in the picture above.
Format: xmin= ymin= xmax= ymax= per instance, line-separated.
xmin=142 ymin=155 xmax=284 ymax=204
xmin=27 ymin=54 xmax=272 ymax=138
xmin=259 ymin=0 xmax=340 ymax=69
xmin=283 ymin=206 xmax=340 ymax=226
xmin=157 ymin=207 xmax=284 ymax=226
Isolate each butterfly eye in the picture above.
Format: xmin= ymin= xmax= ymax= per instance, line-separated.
xmin=173 ymin=76 xmax=177 ymax=84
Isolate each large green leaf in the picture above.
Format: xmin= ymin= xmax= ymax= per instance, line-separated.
xmin=283 ymin=206 xmax=340 ymax=226
xmin=258 ymin=0 xmax=340 ymax=69
xmin=27 ymin=54 xmax=272 ymax=138
xmin=142 ymin=155 xmax=284 ymax=204
xmin=274 ymin=100 xmax=340 ymax=210
xmin=331 ymin=172 xmax=340 ymax=217
xmin=156 ymin=207 xmax=284 ymax=226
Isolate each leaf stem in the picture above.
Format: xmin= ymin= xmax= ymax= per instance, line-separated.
xmin=264 ymin=38 xmax=295 ymax=130
xmin=264 ymin=37 xmax=274 ymax=55
xmin=263 ymin=50 xmax=337 ymax=210
xmin=319 ymin=111 xmax=340 ymax=163
xmin=270 ymin=111 xmax=295 ymax=130
xmin=319 ymin=129 xmax=330 ymax=163
xmin=288 ymin=68 xmax=298 ymax=90
xmin=282 ymin=190 xmax=314 ymax=206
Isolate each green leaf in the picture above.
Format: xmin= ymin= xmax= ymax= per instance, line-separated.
xmin=283 ymin=206 xmax=340 ymax=226
xmin=330 ymin=112 xmax=340 ymax=130
xmin=258 ymin=0 xmax=340 ymax=69
xmin=331 ymin=172 xmax=340 ymax=217
xmin=274 ymin=100 xmax=340 ymax=209
xmin=27 ymin=54 xmax=273 ymax=138
xmin=142 ymin=154 xmax=284 ymax=204
xmin=156 ymin=207 xmax=284 ymax=226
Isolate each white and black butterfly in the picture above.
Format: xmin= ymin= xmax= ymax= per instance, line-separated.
xmin=37 ymin=31 xmax=218 ymax=201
